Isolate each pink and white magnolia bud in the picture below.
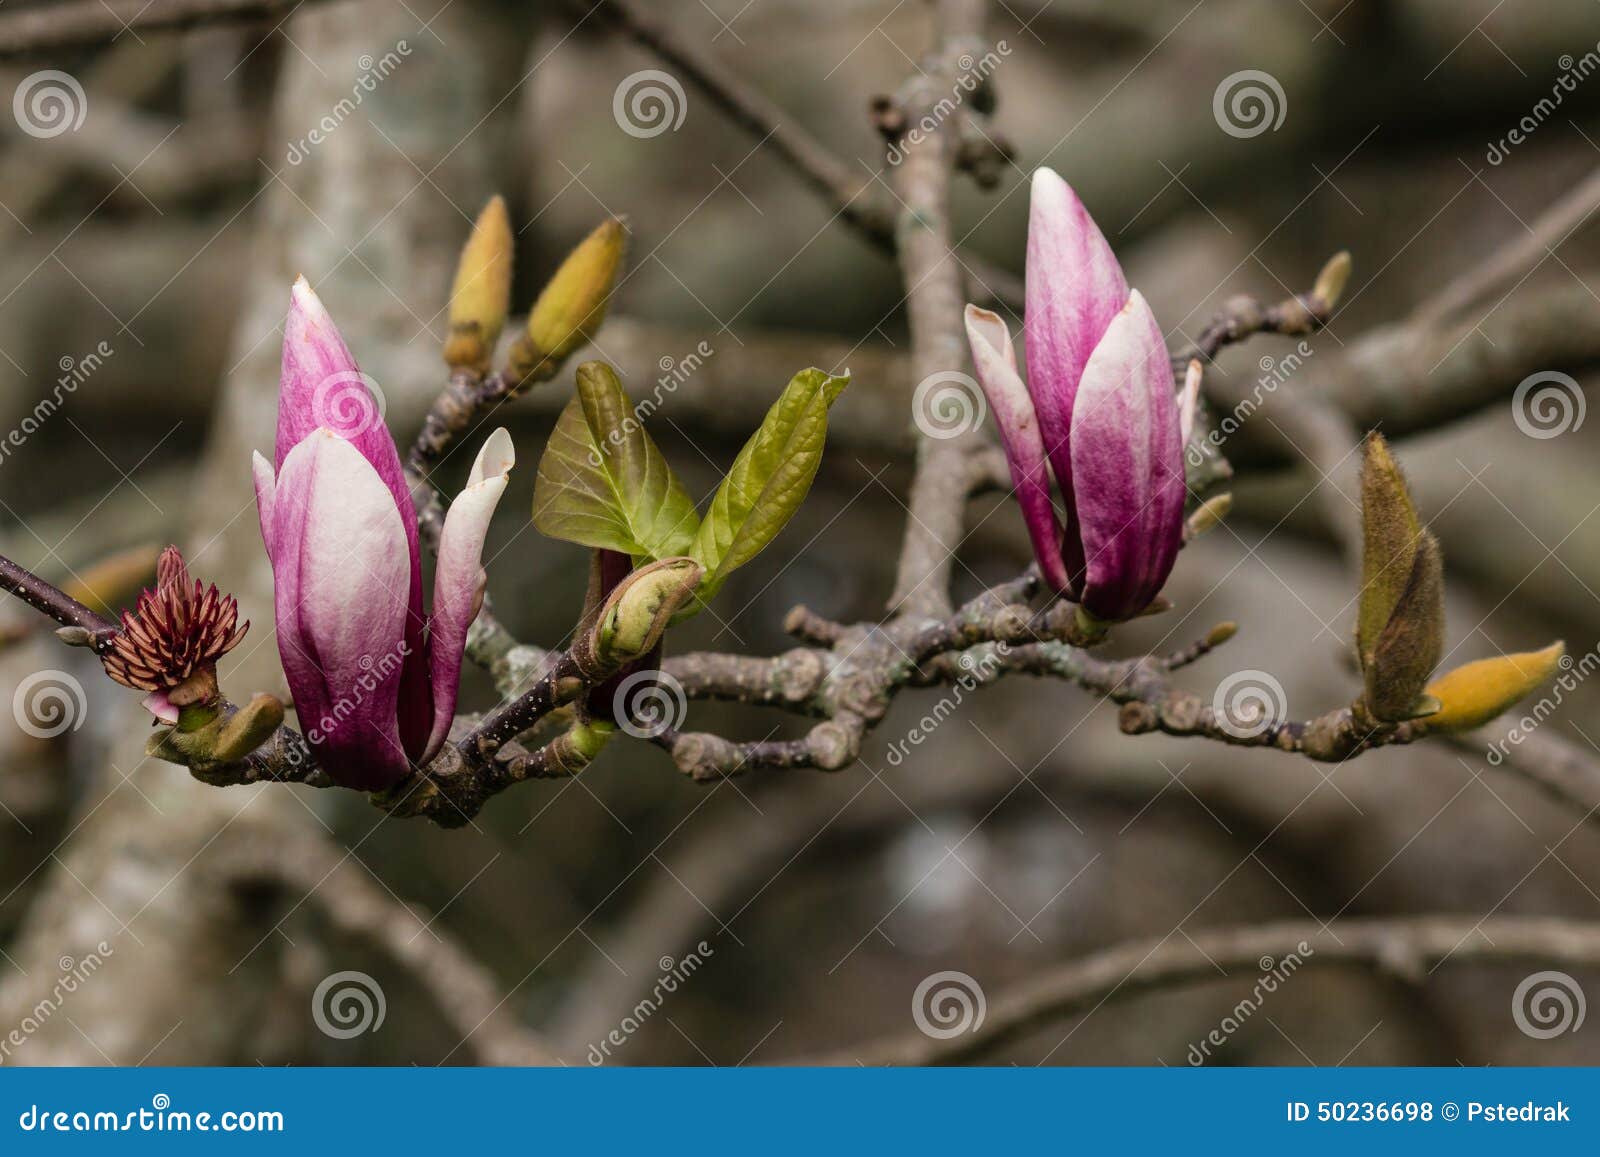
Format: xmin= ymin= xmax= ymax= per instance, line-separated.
xmin=254 ymin=279 xmax=514 ymax=789
xmin=963 ymin=168 xmax=1185 ymax=621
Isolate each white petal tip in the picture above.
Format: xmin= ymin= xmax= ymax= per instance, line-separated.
xmin=469 ymin=428 xmax=515 ymax=486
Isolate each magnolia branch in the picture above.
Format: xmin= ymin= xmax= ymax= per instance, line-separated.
xmin=0 ymin=0 xmax=345 ymax=58
xmin=810 ymin=914 xmax=1600 ymax=1065
xmin=580 ymin=0 xmax=1022 ymax=307
xmin=0 ymin=247 xmax=1454 ymax=820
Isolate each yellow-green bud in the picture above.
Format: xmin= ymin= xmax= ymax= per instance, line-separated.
xmin=1186 ymin=492 xmax=1232 ymax=540
xmin=509 ymin=217 xmax=627 ymax=386
xmin=445 ymin=195 xmax=514 ymax=374
xmin=1313 ymin=250 xmax=1352 ymax=310
xmin=1424 ymin=641 xmax=1565 ymax=732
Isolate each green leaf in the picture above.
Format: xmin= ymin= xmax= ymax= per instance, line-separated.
xmin=532 ymin=362 xmax=700 ymax=559
xmin=689 ymin=367 xmax=850 ymax=604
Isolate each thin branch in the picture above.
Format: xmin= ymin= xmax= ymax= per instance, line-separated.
xmin=218 ymin=832 xmax=558 ymax=1065
xmin=886 ymin=0 xmax=993 ymax=620
xmin=808 ymin=914 xmax=1600 ymax=1065
xmin=0 ymin=0 xmax=345 ymax=58
xmin=0 ymin=554 xmax=116 ymax=646
xmin=583 ymin=0 xmax=1021 ymax=307
xmin=1414 ymin=165 xmax=1600 ymax=326
xmin=1445 ymin=725 xmax=1600 ymax=831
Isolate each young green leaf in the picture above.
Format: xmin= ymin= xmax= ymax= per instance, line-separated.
xmin=532 ymin=362 xmax=700 ymax=559
xmin=689 ymin=367 xmax=850 ymax=603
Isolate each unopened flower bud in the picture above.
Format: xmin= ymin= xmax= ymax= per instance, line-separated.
xmin=1355 ymin=434 xmax=1446 ymax=721
xmin=444 ymin=195 xmax=514 ymax=375
xmin=509 ymin=217 xmax=627 ymax=386
xmin=1313 ymin=250 xmax=1352 ymax=311
xmin=1423 ymin=641 xmax=1565 ymax=733
xmin=1186 ymin=492 xmax=1232 ymax=540
xmin=592 ymin=556 xmax=702 ymax=670
xmin=1361 ymin=527 xmax=1445 ymax=723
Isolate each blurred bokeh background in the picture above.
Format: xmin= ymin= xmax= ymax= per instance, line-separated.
xmin=1 ymin=0 xmax=1599 ymax=1066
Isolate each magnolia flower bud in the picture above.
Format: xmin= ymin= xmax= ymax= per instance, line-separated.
xmin=592 ymin=556 xmax=702 ymax=670
xmin=509 ymin=217 xmax=627 ymax=386
xmin=1424 ymin=642 xmax=1565 ymax=732
xmin=1356 ymin=434 xmax=1445 ymax=722
xmin=1186 ymin=493 xmax=1232 ymax=540
xmin=1313 ymin=250 xmax=1352 ymax=311
xmin=444 ymin=194 xmax=514 ymax=375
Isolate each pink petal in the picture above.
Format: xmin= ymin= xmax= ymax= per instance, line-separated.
xmin=421 ymin=428 xmax=514 ymax=762
xmin=142 ymin=690 xmax=180 ymax=725
xmin=269 ymin=429 xmax=414 ymax=790
xmin=278 ymin=277 xmax=430 ymax=759
xmin=252 ymin=451 xmax=277 ymax=563
xmin=1024 ymin=168 xmax=1129 ymax=522
xmin=1069 ymin=291 xmax=1185 ymax=621
xmin=964 ymin=305 xmax=1071 ymax=594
